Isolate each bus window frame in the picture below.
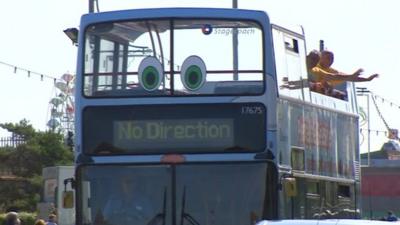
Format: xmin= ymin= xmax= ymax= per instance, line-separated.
xmin=81 ymin=18 xmax=266 ymax=98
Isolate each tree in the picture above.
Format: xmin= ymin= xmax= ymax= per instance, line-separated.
xmin=0 ymin=119 xmax=74 ymax=212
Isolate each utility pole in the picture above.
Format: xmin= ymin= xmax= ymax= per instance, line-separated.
xmin=232 ymin=0 xmax=239 ymax=80
xmin=89 ymin=0 xmax=94 ymax=13
xmin=232 ymin=0 xmax=238 ymax=8
xmin=319 ymin=40 xmax=324 ymax=51
xmin=357 ymin=87 xmax=371 ymax=166
xmin=357 ymin=86 xmax=373 ymax=219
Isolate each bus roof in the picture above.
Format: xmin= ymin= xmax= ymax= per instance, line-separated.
xmin=80 ymin=7 xmax=269 ymax=26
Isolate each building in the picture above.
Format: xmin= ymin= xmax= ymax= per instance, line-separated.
xmin=361 ymin=140 xmax=400 ymax=219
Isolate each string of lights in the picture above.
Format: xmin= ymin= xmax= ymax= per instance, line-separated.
xmin=360 ymin=128 xmax=388 ymax=136
xmin=371 ymin=93 xmax=400 ymax=110
xmin=0 ymin=60 xmax=59 ymax=83
xmin=360 ymin=89 xmax=400 ymax=140
xmin=3 ymin=57 xmax=399 ymax=110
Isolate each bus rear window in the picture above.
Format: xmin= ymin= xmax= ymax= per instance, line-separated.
xmin=83 ymin=19 xmax=264 ymax=97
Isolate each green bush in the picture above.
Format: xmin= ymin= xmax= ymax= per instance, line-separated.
xmin=0 ymin=121 xmax=73 ymax=213
xmin=0 ymin=214 xmax=4 ymax=225
xmin=0 ymin=212 xmax=37 ymax=225
xmin=19 ymin=212 xmax=36 ymax=225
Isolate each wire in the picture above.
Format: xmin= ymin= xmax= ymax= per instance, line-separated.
xmin=360 ymin=128 xmax=387 ymax=136
xmin=370 ymin=93 xmax=390 ymax=131
xmin=0 ymin=60 xmax=59 ymax=82
xmin=373 ymin=94 xmax=400 ymax=110
xmin=370 ymin=91 xmax=399 ymax=140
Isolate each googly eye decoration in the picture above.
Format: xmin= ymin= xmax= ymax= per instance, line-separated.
xmin=180 ymin=55 xmax=207 ymax=91
xmin=138 ymin=56 xmax=164 ymax=91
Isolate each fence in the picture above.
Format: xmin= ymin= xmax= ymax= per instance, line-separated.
xmin=0 ymin=136 xmax=25 ymax=148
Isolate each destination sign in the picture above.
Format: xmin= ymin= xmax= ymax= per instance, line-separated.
xmin=114 ymin=119 xmax=234 ymax=149
xmin=83 ymin=103 xmax=266 ymax=154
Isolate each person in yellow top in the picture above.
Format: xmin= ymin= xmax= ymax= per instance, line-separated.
xmin=309 ymin=50 xmax=378 ymax=99
xmin=311 ymin=50 xmax=379 ymax=86
xmin=280 ymin=50 xmax=378 ymax=100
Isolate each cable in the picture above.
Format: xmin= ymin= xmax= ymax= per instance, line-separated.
xmin=371 ymin=93 xmax=390 ymax=131
xmin=373 ymin=94 xmax=400 ymax=110
xmin=370 ymin=92 xmax=398 ymax=140
xmin=360 ymin=128 xmax=387 ymax=136
xmin=0 ymin=60 xmax=59 ymax=82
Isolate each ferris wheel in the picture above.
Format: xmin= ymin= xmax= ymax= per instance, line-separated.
xmin=47 ymin=73 xmax=75 ymax=133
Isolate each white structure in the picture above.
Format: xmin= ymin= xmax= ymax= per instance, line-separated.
xmin=37 ymin=166 xmax=75 ymax=225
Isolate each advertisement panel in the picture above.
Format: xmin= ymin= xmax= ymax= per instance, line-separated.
xmin=278 ymin=99 xmax=358 ymax=179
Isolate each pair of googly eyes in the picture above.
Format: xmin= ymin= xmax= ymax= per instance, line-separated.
xmin=138 ymin=56 xmax=206 ymax=91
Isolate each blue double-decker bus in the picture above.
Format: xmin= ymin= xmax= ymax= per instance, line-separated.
xmin=71 ymin=6 xmax=360 ymax=225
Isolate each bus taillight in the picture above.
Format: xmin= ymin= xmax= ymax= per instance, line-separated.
xmin=161 ymin=154 xmax=186 ymax=164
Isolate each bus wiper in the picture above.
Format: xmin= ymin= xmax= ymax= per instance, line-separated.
xmin=180 ymin=186 xmax=200 ymax=225
xmin=147 ymin=187 xmax=167 ymax=225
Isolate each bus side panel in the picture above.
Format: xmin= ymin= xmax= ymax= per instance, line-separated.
xmin=277 ymin=98 xmax=360 ymax=218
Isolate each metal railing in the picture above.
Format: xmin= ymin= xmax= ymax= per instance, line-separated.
xmin=0 ymin=136 xmax=25 ymax=148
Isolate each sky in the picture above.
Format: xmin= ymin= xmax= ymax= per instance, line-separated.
xmin=0 ymin=0 xmax=399 ymax=153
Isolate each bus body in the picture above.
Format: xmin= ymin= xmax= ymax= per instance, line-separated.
xmin=272 ymin=24 xmax=360 ymax=219
xmin=73 ymin=7 xmax=360 ymax=225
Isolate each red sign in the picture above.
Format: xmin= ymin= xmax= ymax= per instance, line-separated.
xmin=388 ymin=129 xmax=398 ymax=140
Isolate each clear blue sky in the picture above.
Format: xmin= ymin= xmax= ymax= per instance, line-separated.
xmin=0 ymin=0 xmax=399 ymax=152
